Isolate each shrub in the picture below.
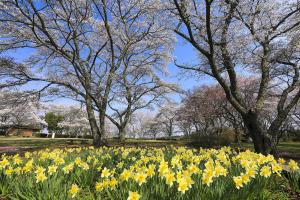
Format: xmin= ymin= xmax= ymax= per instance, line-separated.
xmin=188 ymin=133 xmax=234 ymax=148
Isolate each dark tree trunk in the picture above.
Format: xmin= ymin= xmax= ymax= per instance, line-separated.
xmin=86 ymin=97 xmax=103 ymax=147
xmin=98 ymin=112 xmax=107 ymax=145
xmin=242 ymin=111 xmax=277 ymax=155
xmin=169 ymin=121 xmax=173 ymax=139
xmin=119 ymin=127 xmax=126 ymax=143
xmin=118 ymin=126 xmax=126 ymax=144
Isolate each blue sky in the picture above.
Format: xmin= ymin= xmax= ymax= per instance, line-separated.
xmin=163 ymin=37 xmax=215 ymax=102
xmin=5 ymin=36 xmax=216 ymax=105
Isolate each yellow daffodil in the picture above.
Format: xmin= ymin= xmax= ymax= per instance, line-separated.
xmin=36 ymin=173 xmax=47 ymax=183
xmin=69 ymin=184 xmax=79 ymax=198
xmin=127 ymin=191 xmax=140 ymax=200
xmin=48 ymin=165 xmax=57 ymax=175
xmin=288 ymin=160 xmax=299 ymax=171
xmin=0 ymin=158 xmax=9 ymax=169
xmin=164 ymin=172 xmax=175 ymax=186
xmin=260 ymin=166 xmax=271 ymax=177
xmin=177 ymin=178 xmax=189 ymax=194
xmin=101 ymin=167 xmax=111 ymax=178
xmin=120 ymin=169 xmax=131 ymax=181
xmin=134 ymin=172 xmax=147 ymax=186
xmin=233 ymin=176 xmax=243 ymax=189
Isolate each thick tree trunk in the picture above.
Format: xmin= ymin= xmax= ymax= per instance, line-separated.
xmin=86 ymin=97 xmax=103 ymax=147
xmin=99 ymin=112 xmax=107 ymax=145
xmin=242 ymin=111 xmax=277 ymax=155
xmin=119 ymin=127 xmax=126 ymax=143
xmin=168 ymin=122 xmax=173 ymax=139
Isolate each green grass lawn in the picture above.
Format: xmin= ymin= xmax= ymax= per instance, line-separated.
xmin=0 ymin=136 xmax=299 ymax=161
xmin=0 ymin=137 xmax=93 ymax=154
xmin=0 ymin=137 xmax=92 ymax=147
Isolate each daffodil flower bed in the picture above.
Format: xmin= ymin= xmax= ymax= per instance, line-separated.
xmin=0 ymin=146 xmax=299 ymax=200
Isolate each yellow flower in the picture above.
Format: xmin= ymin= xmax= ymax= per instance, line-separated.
xmin=260 ymin=166 xmax=271 ymax=177
xmin=288 ymin=160 xmax=299 ymax=171
xmin=188 ymin=164 xmax=199 ymax=174
xmin=36 ymin=173 xmax=47 ymax=183
xmin=202 ymin=169 xmax=215 ymax=186
xmin=13 ymin=155 xmax=22 ymax=165
xmin=120 ymin=169 xmax=131 ymax=181
xmin=101 ymin=167 xmax=111 ymax=178
xmin=127 ymin=191 xmax=140 ymax=200
xmin=217 ymin=152 xmax=227 ymax=162
xmin=35 ymin=166 xmax=46 ymax=174
xmin=245 ymin=167 xmax=256 ymax=178
xmin=117 ymin=161 xmax=124 ymax=168
xmin=0 ymin=158 xmax=9 ymax=169
xmin=159 ymin=161 xmax=169 ymax=176
xmin=240 ymin=159 xmax=249 ymax=168
xmin=185 ymin=176 xmax=194 ymax=188
xmin=177 ymin=178 xmax=189 ymax=194
xmin=79 ymin=162 xmax=90 ymax=170
xmin=241 ymin=173 xmax=250 ymax=184
xmin=54 ymin=157 xmax=65 ymax=165
xmin=75 ymin=157 xmax=82 ymax=165
xmin=233 ymin=176 xmax=243 ymax=189
xmin=5 ymin=167 xmax=13 ymax=176
xmin=214 ymin=165 xmax=227 ymax=177
xmin=271 ymin=163 xmax=282 ymax=174
xmin=87 ymin=156 xmax=93 ymax=163
xmin=23 ymin=160 xmax=33 ymax=173
xmin=146 ymin=165 xmax=155 ymax=177
xmin=69 ymin=184 xmax=79 ymax=198
xmin=48 ymin=165 xmax=57 ymax=175
xmin=25 ymin=152 xmax=31 ymax=159
xmin=14 ymin=167 xmax=22 ymax=175
xmin=278 ymin=158 xmax=285 ymax=164
xmin=134 ymin=172 xmax=147 ymax=186
xmin=109 ymin=178 xmax=118 ymax=187
xmin=95 ymin=182 xmax=104 ymax=192
xmin=63 ymin=163 xmax=74 ymax=174
xmin=164 ymin=172 xmax=175 ymax=186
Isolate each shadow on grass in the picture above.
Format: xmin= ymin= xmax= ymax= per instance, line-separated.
xmin=1 ymin=137 xmax=300 ymax=162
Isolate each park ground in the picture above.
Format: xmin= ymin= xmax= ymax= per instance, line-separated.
xmin=0 ymin=136 xmax=299 ymax=162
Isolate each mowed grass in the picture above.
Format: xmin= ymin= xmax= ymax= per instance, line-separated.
xmin=0 ymin=137 xmax=92 ymax=154
xmin=0 ymin=136 xmax=299 ymax=161
xmin=0 ymin=137 xmax=92 ymax=147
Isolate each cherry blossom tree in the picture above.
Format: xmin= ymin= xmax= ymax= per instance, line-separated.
xmin=0 ymin=91 xmax=46 ymax=135
xmin=43 ymin=104 xmax=90 ymax=138
xmin=0 ymin=0 xmax=175 ymax=146
xmin=154 ymin=102 xmax=179 ymax=139
xmin=126 ymin=111 xmax=156 ymax=139
xmin=171 ymin=0 xmax=300 ymax=154
xmin=58 ymin=107 xmax=91 ymax=138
